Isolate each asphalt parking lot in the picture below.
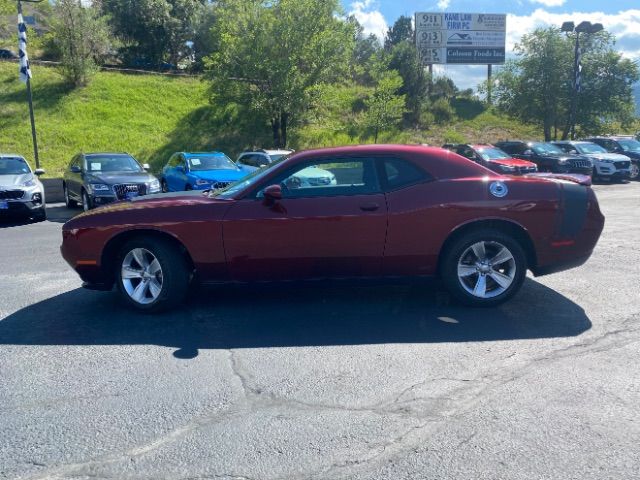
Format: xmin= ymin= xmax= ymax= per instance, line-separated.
xmin=1 ymin=182 xmax=639 ymax=480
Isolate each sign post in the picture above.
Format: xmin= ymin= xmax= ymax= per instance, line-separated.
xmin=415 ymin=12 xmax=506 ymax=100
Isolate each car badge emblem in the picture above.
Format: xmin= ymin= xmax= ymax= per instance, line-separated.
xmin=489 ymin=181 xmax=508 ymax=198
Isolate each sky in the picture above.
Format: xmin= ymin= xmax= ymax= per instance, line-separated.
xmin=344 ymin=0 xmax=640 ymax=90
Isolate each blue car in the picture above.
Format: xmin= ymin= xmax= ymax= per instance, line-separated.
xmin=161 ymin=152 xmax=247 ymax=192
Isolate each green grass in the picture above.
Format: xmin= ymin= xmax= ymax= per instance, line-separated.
xmin=0 ymin=62 xmax=543 ymax=176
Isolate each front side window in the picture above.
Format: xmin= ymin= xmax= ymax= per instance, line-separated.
xmin=277 ymin=158 xmax=378 ymax=198
xmin=85 ymin=154 xmax=143 ymax=173
xmin=0 ymin=157 xmax=30 ymax=175
xmin=617 ymin=139 xmax=640 ymax=152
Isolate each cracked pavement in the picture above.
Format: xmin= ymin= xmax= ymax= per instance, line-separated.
xmin=1 ymin=183 xmax=639 ymax=480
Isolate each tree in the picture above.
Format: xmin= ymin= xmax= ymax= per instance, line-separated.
xmin=363 ymin=60 xmax=405 ymax=142
xmin=491 ymin=27 xmax=639 ymax=140
xmin=100 ymin=0 xmax=205 ymax=67
xmin=384 ymin=15 xmax=413 ymax=50
xmin=52 ymin=0 xmax=112 ymax=87
xmin=206 ymin=0 xmax=356 ymax=148
xmin=387 ymin=41 xmax=429 ymax=126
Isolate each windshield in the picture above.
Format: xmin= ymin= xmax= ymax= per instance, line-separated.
xmin=575 ymin=143 xmax=608 ymax=154
xmin=477 ymin=147 xmax=511 ymax=161
xmin=85 ymin=154 xmax=143 ymax=173
xmin=0 ymin=157 xmax=30 ymax=175
xmin=210 ymin=157 xmax=287 ymax=199
xmin=531 ymin=143 xmax=564 ymax=155
xmin=618 ymin=139 xmax=640 ymax=152
xmin=188 ymin=154 xmax=237 ymax=171
xmin=269 ymin=154 xmax=289 ymax=162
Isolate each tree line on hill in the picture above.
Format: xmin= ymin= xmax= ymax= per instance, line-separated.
xmin=0 ymin=0 xmax=638 ymax=146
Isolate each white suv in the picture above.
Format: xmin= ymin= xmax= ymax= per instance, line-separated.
xmin=236 ymin=149 xmax=293 ymax=172
xmin=552 ymin=141 xmax=632 ymax=182
xmin=0 ymin=154 xmax=46 ymax=222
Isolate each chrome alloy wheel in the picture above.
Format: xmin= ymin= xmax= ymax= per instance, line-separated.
xmin=457 ymin=241 xmax=517 ymax=299
xmin=630 ymin=163 xmax=639 ymax=180
xmin=121 ymin=248 xmax=163 ymax=305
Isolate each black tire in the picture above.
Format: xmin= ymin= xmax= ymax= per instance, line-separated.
xmin=630 ymin=162 xmax=640 ymax=181
xmin=185 ymin=184 xmax=192 ymax=191
xmin=115 ymin=237 xmax=190 ymax=312
xmin=32 ymin=208 xmax=47 ymax=222
xmin=64 ymin=184 xmax=78 ymax=208
xmin=161 ymin=179 xmax=169 ymax=192
xmin=440 ymin=229 xmax=527 ymax=307
xmin=81 ymin=190 xmax=92 ymax=211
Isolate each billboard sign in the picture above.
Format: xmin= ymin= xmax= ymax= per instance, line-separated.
xmin=415 ymin=12 xmax=507 ymax=65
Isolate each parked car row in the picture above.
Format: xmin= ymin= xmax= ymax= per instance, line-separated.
xmin=2 ymin=135 xmax=637 ymax=223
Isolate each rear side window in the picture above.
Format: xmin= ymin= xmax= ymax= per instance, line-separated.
xmin=382 ymin=158 xmax=430 ymax=190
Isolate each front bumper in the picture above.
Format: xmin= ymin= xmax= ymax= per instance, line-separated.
xmin=0 ymin=197 xmax=45 ymax=218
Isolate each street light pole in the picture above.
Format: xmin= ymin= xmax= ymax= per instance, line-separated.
xmin=561 ymin=20 xmax=603 ymax=141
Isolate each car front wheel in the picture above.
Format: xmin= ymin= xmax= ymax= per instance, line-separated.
xmin=116 ymin=237 xmax=190 ymax=312
xmin=441 ymin=229 xmax=527 ymax=307
xmin=629 ymin=162 xmax=639 ymax=181
xmin=64 ymin=184 xmax=78 ymax=208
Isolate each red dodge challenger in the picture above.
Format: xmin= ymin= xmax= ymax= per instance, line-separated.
xmin=61 ymin=145 xmax=604 ymax=312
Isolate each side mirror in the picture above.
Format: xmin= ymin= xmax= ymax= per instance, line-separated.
xmin=34 ymin=168 xmax=45 ymax=176
xmin=71 ymin=165 xmax=81 ymax=173
xmin=142 ymin=163 xmax=151 ymax=170
xmin=523 ymin=149 xmax=534 ymax=156
xmin=262 ymin=184 xmax=282 ymax=203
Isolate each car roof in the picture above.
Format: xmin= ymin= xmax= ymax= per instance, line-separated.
xmin=84 ymin=152 xmax=131 ymax=156
xmin=241 ymin=149 xmax=293 ymax=155
xmin=287 ymin=144 xmax=489 ymax=178
xmin=0 ymin=153 xmax=26 ymax=159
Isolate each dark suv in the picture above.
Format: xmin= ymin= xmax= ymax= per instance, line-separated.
xmin=494 ymin=141 xmax=593 ymax=175
xmin=584 ymin=136 xmax=640 ymax=181
xmin=63 ymin=153 xmax=160 ymax=211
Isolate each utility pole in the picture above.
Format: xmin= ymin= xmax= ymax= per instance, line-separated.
xmin=487 ymin=64 xmax=493 ymax=105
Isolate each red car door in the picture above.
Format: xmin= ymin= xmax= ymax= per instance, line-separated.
xmin=223 ymin=157 xmax=387 ymax=281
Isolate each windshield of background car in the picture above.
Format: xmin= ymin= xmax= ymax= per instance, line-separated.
xmin=268 ymin=154 xmax=289 ymax=162
xmin=531 ymin=143 xmax=564 ymax=155
xmin=576 ymin=143 xmax=608 ymax=154
xmin=188 ymin=154 xmax=237 ymax=171
xmin=210 ymin=157 xmax=288 ymax=199
xmin=477 ymin=147 xmax=510 ymax=160
xmin=0 ymin=157 xmax=30 ymax=175
xmin=85 ymin=155 xmax=143 ymax=173
xmin=617 ymin=139 xmax=640 ymax=152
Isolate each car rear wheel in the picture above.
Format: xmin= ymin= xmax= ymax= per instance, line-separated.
xmin=64 ymin=184 xmax=78 ymax=208
xmin=441 ymin=229 xmax=526 ymax=307
xmin=116 ymin=237 xmax=190 ymax=312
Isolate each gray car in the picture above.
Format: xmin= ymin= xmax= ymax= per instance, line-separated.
xmin=0 ymin=154 xmax=46 ymax=222
xmin=63 ymin=152 xmax=160 ymax=211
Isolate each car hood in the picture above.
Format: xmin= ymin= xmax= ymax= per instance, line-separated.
xmin=85 ymin=171 xmax=156 ymax=184
xmin=64 ymin=190 xmax=232 ymax=227
xmin=580 ymin=152 xmax=630 ymax=162
xmin=488 ymin=158 xmax=536 ymax=168
xmin=188 ymin=169 xmax=246 ymax=181
xmin=0 ymin=173 xmax=36 ymax=188
xmin=619 ymin=150 xmax=640 ymax=160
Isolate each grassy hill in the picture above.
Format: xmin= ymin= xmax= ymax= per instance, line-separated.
xmin=1 ymin=62 xmax=541 ymax=176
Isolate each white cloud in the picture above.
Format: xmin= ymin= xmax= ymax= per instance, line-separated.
xmin=529 ymin=0 xmax=566 ymax=7
xmin=506 ymin=9 xmax=640 ymax=59
xmin=437 ymin=0 xmax=451 ymax=9
xmin=348 ymin=0 xmax=388 ymax=42
xmin=436 ymin=9 xmax=640 ymax=91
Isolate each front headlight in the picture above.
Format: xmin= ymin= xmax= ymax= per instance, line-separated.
xmin=499 ymin=165 xmax=516 ymax=172
xmin=598 ymin=158 xmax=615 ymax=164
xmin=194 ymin=178 xmax=210 ymax=186
xmin=147 ymin=179 xmax=160 ymax=192
xmin=22 ymin=179 xmax=37 ymax=187
xmin=88 ymin=183 xmax=110 ymax=193
xmin=557 ymin=158 xmax=569 ymax=165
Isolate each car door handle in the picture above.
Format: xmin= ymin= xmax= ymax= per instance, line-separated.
xmin=360 ymin=203 xmax=380 ymax=212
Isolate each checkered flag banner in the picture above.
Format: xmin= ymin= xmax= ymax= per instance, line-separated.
xmin=18 ymin=13 xmax=32 ymax=83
